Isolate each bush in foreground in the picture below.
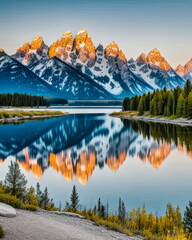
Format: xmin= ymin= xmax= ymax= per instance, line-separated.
xmin=0 ymin=193 xmax=37 ymax=211
xmin=0 ymin=193 xmax=23 ymax=208
xmin=0 ymin=225 xmax=5 ymax=238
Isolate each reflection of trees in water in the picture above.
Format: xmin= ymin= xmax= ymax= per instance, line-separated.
xmin=123 ymin=119 xmax=192 ymax=155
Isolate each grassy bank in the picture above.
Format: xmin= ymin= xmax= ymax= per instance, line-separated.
xmin=110 ymin=111 xmax=139 ymax=117
xmin=0 ymin=110 xmax=67 ymax=121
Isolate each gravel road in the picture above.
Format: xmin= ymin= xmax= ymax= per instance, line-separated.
xmin=0 ymin=209 xmax=139 ymax=240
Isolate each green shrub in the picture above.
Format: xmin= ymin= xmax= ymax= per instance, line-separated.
xmin=0 ymin=225 xmax=5 ymax=238
xmin=21 ymin=204 xmax=37 ymax=211
xmin=0 ymin=193 xmax=38 ymax=211
xmin=0 ymin=193 xmax=23 ymax=208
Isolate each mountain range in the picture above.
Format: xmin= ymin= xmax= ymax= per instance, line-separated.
xmin=0 ymin=28 xmax=190 ymax=100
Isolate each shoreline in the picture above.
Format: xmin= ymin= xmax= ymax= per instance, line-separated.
xmin=0 ymin=109 xmax=68 ymax=123
xmin=110 ymin=113 xmax=192 ymax=127
xmin=0 ymin=114 xmax=66 ymax=123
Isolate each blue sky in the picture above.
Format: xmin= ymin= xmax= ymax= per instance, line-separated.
xmin=1 ymin=0 xmax=192 ymax=67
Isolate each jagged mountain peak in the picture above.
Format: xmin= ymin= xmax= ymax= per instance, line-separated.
xmin=9 ymin=29 xmax=186 ymax=100
xmin=148 ymin=48 xmax=161 ymax=56
xmin=16 ymin=42 xmax=30 ymax=54
xmin=185 ymin=58 xmax=192 ymax=73
xmin=0 ymin=49 xmax=6 ymax=57
xmin=62 ymin=30 xmax=72 ymax=38
xmin=175 ymin=59 xmax=192 ymax=77
xmin=49 ymin=30 xmax=73 ymax=59
xmin=105 ymin=41 xmax=127 ymax=62
xmin=31 ymin=35 xmax=44 ymax=50
xmin=175 ymin=64 xmax=185 ymax=77
xmin=145 ymin=48 xmax=170 ymax=72
xmin=76 ymin=27 xmax=88 ymax=35
xmin=75 ymin=27 xmax=95 ymax=62
xmin=136 ymin=53 xmax=146 ymax=62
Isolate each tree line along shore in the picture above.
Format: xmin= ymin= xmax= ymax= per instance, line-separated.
xmin=0 ymin=161 xmax=192 ymax=240
xmin=111 ymin=80 xmax=192 ymax=123
xmin=0 ymin=93 xmax=68 ymax=121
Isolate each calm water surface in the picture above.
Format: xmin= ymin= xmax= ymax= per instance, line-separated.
xmin=0 ymin=111 xmax=192 ymax=215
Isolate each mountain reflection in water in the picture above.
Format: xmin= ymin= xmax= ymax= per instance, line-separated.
xmin=0 ymin=114 xmax=192 ymax=185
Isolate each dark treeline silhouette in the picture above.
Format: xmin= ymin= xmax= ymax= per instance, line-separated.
xmin=123 ymin=80 xmax=192 ymax=118
xmin=0 ymin=93 xmax=50 ymax=107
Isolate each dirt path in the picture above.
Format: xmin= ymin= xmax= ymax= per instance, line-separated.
xmin=0 ymin=209 xmax=139 ymax=240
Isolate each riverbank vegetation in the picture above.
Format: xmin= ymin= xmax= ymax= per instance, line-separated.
xmin=1 ymin=161 xmax=192 ymax=239
xmin=122 ymin=80 xmax=192 ymax=119
xmin=0 ymin=110 xmax=66 ymax=120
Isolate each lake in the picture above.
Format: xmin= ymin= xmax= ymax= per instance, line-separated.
xmin=0 ymin=110 xmax=192 ymax=216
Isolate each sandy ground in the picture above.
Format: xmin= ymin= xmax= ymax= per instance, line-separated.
xmin=0 ymin=209 xmax=139 ymax=240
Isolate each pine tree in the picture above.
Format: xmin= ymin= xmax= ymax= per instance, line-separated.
xmin=24 ymin=186 xmax=38 ymax=206
xmin=184 ymin=201 xmax=192 ymax=235
xmin=167 ymin=91 xmax=174 ymax=116
xmin=41 ymin=187 xmax=50 ymax=210
xmin=176 ymin=93 xmax=185 ymax=117
xmin=64 ymin=201 xmax=70 ymax=211
xmin=4 ymin=161 xmax=27 ymax=199
xmin=36 ymin=182 xmax=43 ymax=207
xmin=97 ymin=198 xmax=101 ymax=215
xmin=184 ymin=79 xmax=192 ymax=97
xmin=121 ymin=201 xmax=126 ymax=224
xmin=138 ymin=98 xmax=144 ymax=116
xmin=118 ymin=198 xmax=122 ymax=219
xmin=70 ymin=185 xmax=79 ymax=211
xmin=187 ymin=91 xmax=192 ymax=119
xmin=158 ymin=92 xmax=164 ymax=115
xmin=100 ymin=205 xmax=106 ymax=218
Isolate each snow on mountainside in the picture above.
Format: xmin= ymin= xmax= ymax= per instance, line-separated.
xmin=29 ymin=56 xmax=114 ymax=99
xmin=0 ymin=50 xmax=61 ymax=96
xmin=131 ymin=49 xmax=185 ymax=89
xmin=9 ymin=28 xmax=186 ymax=99
xmin=184 ymin=71 xmax=192 ymax=82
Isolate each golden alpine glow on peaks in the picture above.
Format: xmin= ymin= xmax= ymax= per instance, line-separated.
xmin=75 ymin=27 xmax=96 ymax=62
xmin=176 ymin=58 xmax=192 ymax=76
xmin=49 ymin=31 xmax=73 ymax=59
xmin=16 ymin=42 xmax=30 ymax=53
xmin=146 ymin=48 xmax=171 ymax=71
xmin=105 ymin=41 xmax=127 ymax=62
xmin=31 ymin=36 xmax=44 ymax=50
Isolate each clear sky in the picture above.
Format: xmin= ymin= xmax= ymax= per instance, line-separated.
xmin=1 ymin=0 xmax=192 ymax=68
